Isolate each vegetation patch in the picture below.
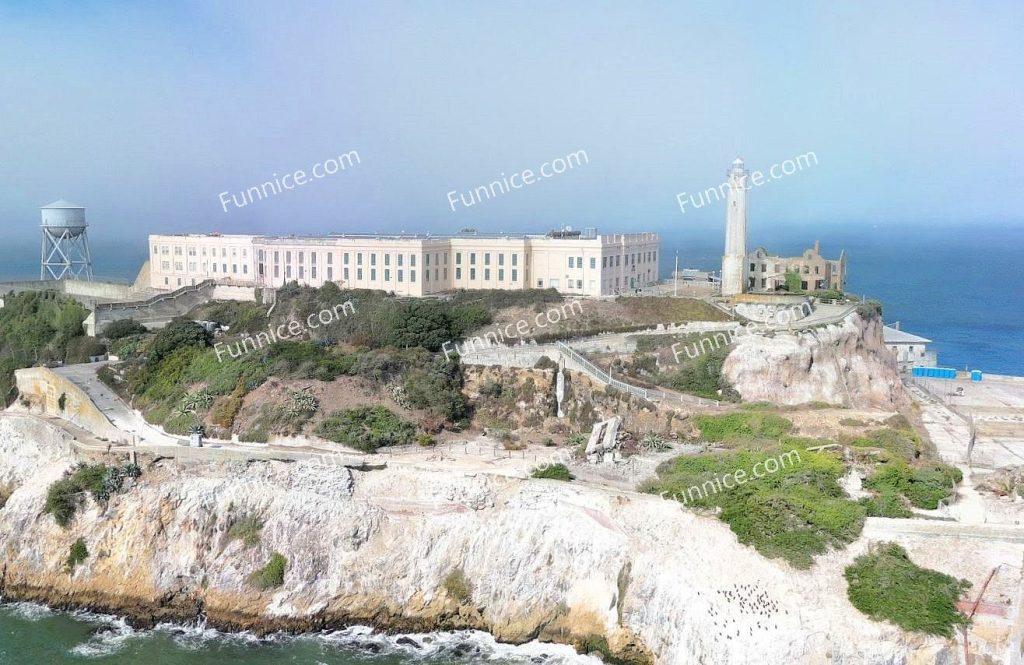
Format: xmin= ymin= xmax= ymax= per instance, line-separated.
xmin=443 ymin=567 xmax=473 ymax=603
xmin=858 ymin=489 xmax=912 ymax=518
xmin=844 ymin=542 xmax=970 ymax=637
xmin=847 ymin=428 xmax=921 ymax=461
xmin=694 ymin=412 xmax=793 ymax=443
xmin=316 ymin=406 xmax=417 ymax=452
xmin=227 ymin=513 xmax=264 ymax=547
xmin=863 ymin=461 xmax=961 ymax=510
xmin=44 ymin=463 xmax=142 ymax=527
xmin=642 ymin=448 xmax=865 ymax=569
xmin=249 ymin=552 xmax=287 ymax=590
xmin=66 ymin=537 xmax=89 ymax=570
xmin=531 ymin=464 xmax=574 ymax=481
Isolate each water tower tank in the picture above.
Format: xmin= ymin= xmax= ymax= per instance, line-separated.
xmin=41 ymin=199 xmax=87 ymax=237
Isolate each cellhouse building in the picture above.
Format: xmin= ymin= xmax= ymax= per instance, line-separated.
xmin=147 ymin=228 xmax=660 ymax=298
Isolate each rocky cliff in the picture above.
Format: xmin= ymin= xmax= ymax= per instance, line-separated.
xmin=0 ymin=414 xmax=984 ymax=664
xmin=722 ymin=313 xmax=907 ymax=409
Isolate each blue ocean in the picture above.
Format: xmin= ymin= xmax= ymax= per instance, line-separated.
xmin=1 ymin=223 xmax=1021 ymax=375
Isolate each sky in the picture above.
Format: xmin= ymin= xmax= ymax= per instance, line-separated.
xmin=0 ymin=0 xmax=1021 ymax=248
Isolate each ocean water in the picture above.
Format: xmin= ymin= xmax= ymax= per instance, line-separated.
xmin=0 ymin=602 xmax=593 ymax=665
xmin=0 ymin=223 xmax=1021 ymax=374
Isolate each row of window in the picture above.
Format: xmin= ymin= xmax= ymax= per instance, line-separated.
xmin=751 ymin=262 xmax=822 ymax=275
xmin=454 ymin=252 xmax=519 ymax=267
xmin=453 ymin=268 xmax=519 ymax=282
xmin=155 ymin=245 xmax=248 ymax=259
xmin=161 ymin=261 xmax=248 ymax=276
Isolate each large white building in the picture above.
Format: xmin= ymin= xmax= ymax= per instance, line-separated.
xmin=147 ymin=229 xmax=660 ymax=297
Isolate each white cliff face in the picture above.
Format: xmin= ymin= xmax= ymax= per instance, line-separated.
xmin=722 ymin=313 xmax=906 ymax=409
xmin=0 ymin=415 xmax=968 ymax=664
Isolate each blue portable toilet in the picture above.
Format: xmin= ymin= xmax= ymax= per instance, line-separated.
xmin=971 ymin=370 xmax=983 ymax=382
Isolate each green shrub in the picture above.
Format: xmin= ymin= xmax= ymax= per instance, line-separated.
xmin=57 ymin=392 xmax=67 ymax=411
xmin=44 ymin=463 xmax=141 ymax=527
xmin=864 ymin=461 xmax=960 ymax=509
xmin=103 ymin=318 xmax=148 ymax=340
xmin=848 ymin=428 xmax=920 ymax=461
xmin=844 ymin=542 xmax=970 ymax=637
xmin=856 ymin=300 xmax=883 ymax=319
xmin=531 ymin=464 xmax=574 ymax=481
xmin=859 ymin=489 xmax=912 ymax=518
xmin=443 ymin=567 xmax=473 ymax=602
xmin=478 ymin=379 xmax=503 ymax=398
xmin=227 ymin=514 xmax=264 ymax=547
xmin=316 ymin=406 xmax=417 ymax=452
xmin=643 ymin=449 xmax=864 ymax=569
xmin=147 ymin=319 xmax=211 ymax=364
xmin=533 ymin=356 xmax=558 ymax=371
xmin=249 ymin=552 xmax=287 ymax=589
xmin=694 ymin=412 xmax=793 ymax=442
xmin=66 ymin=537 xmax=89 ymax=569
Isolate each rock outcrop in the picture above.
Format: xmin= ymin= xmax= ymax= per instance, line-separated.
xmin=0 ymin=413 xmax=996 ymax=664
xmin=722 ymin=312 xmax=907 ymax=409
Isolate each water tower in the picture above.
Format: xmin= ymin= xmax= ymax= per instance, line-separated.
xmin=40 ymin=199 xmax=93 ymax=281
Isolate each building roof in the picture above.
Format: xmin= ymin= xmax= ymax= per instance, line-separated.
xmin=41 ymin=198 xmax=83 ymax=209
xmin=883 ymin=325 xmax=932 ymax=344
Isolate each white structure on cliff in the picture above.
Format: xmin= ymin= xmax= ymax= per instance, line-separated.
xmin=40 ymin=199 xmax=93 ymax=281
xmin=721 ymin=158 xmax=748 ymax=296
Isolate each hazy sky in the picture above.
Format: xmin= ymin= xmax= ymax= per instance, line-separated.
xmin=1 ymin=1 xmax=1021 ymax=246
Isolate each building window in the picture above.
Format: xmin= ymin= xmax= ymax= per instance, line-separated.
xmin=537 ymin=279 xmax=543 ymax=287
xmin=411 ymin=270 xmax=416 ymax=282
xmin=456 ymin=252 xmax=462 ymax=264
xmin=343 ymin=267 xmax=349 ymax=280
xmin=385 ymin=269 xmax=390 ymax=281
xmin=590 ymin=257 xmax=596 ymax=269
xmin=243 ymin=265 xmax=249 ymax=275
xmin=456 ymin=267 xmax=462 ymax=279
xmin=370 ymin=253 xmax=376 ymax=266
xmin=327 ymin=252 xmax=333 ymax=264
xmin=410 ymin=255 xmax=416 ymax=267
xmin=286 ymin=251 xmax=292 ymax=263
xmin=385 ymin=254 xmax=391 ymax=266
xmin=398 ymin=270 xmax=403 ymax=282
xmin=470 ymin=268 xmax=476 ymax=280
xmin=512 ymin=253 xmax=517 ymax=266
xmin=511 ymin=269 xmax=517 ymax=281
xmin=357 ymin=268 xmax=363 ymax=280
xmin=286 ymin=266 xmax=292 ymax=279
xmin=398 ymin=254 xmax=403 ymax=267
xmin=371 ymin=268 xmax=376 ymax=280
xmin=568 ymin=257 xmax=574 ymax=269
xmin=484 ymin=253 xmax=490 ymax=266
xmin=273 ymin=265 xmax=279 ymax=278
xmin=425 ymin=254 xmax=430 ymax=266
xmin=327 ymin=266 xmax=333 ymax=280
xmin=484 ymin=269 xmax=490 ymax=280
xmin=498 ymin=254 xmax=504 ymax=266
xmin=357 ymin=253 xmax=363 ymax=265
xmin=311 ymin=252 xmax=317 ymax=265
xmin=470 ymin=253 xmax=476 ymax=265
xmin=498 ymin=269 xmax=504 ymax=281
xmin=343 ymin=252 xmax=349 ymax=264
xmin=577 ymin=256 xmax=582 ymax=267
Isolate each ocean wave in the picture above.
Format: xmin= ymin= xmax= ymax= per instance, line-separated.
xmin=0 ymin=601 xmax=599 ymax=663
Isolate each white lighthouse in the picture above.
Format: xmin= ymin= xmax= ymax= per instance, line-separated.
xmin=721 ymin=157 xmax=748 ymax=297
xmin=40 ymin=199 xmax=94 ymax=281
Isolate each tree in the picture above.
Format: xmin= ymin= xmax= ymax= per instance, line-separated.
xmin=103 ymin=318 xmax=148 ymax=340
xmin=388 ymin=302 xmax=453 ymax=351
xmin=784 ymin=270 xmax=802 ymax=293
xmin=147 ymin=319 xmax=211 ymax=364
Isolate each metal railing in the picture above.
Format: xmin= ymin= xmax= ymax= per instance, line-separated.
xmin=555 ymin=341 xmax=719 ymax=406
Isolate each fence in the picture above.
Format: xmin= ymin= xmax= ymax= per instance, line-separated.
xmin=555 ymin=341 xmax=719 ymax=407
